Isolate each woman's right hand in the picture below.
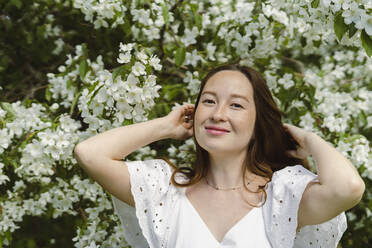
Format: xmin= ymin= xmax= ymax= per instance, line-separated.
xmin=163 ymin=104 xmax=195 ymax=140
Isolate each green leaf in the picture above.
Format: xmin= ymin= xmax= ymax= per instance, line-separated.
xmin=88 ymin=81 xmax=99 ymax=94
xmin=88 ymin=84 xmax=104 ymax=106
xmin=311 ymin=0 xmax=320 ymax=8
xmin=70 ymin=91 xmax=82 ymax=116
xmin=334 ymin=11 xmax=348 ymax=42
xmin=361 ymin=30 xmax=372 ymax=57
xmin=189 ymin=3 xmax=198 ymax=13
xmin=81 ymin=43 xmax=88 ymax=56
xmin=10 ymin=0 xmax=22 ymax=9
xmin=79 ymin=60 xmax=88 ymax=81
xmin=348 ymin=24 xmax=358 ymax=38
xmin=188 ymin=3 xmax=202 ymax=31
xmin=175 ymin=47 xmax=186 ymax=67
xmin=66 ymin=78 xmax=73 ymax=89
xmin=0 ymin=102 xmax=16 ymax=119
xmin=112 ymin=66 xmax=124 ymax=81
xmin=195 ymin=13 xmax=202 ymax=31
xmin=45 ymin=87 xmax=51 ymax=102
xmin=161 ymin=3 xmax=169 ymax=27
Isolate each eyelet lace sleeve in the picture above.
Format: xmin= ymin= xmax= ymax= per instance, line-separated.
xmin=263 ymin=165 xmax=347 ymax=248
xmin=110 ymin=159 xmax=174 ymax=248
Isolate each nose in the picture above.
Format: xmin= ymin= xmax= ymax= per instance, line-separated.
xmin=211 ymin=104 xmax=228 ymax=122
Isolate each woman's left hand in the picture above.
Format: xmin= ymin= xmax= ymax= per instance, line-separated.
xmin=283 ymin=123 xmax=313 ymax=159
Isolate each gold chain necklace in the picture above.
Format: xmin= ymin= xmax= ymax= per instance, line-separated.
xmin=205 ymin=176 xmax=253 ymax=191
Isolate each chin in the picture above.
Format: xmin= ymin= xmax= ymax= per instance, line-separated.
xmin=199 ymin=143 xmax=232 ymax=154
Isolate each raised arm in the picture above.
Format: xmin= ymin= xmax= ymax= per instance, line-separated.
xmin=283 ymin=123 xmax=365 ymax=231
xmin=73 ymin=104 xmax=195 ymax=206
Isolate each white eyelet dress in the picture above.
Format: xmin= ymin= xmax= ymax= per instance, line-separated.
xmin=111 ymin=159 xmax=347 ymax=248
xmin=166 ymin=185 xmax=272 ymax=247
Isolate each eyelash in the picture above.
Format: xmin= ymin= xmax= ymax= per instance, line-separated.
xmin=202 ymin=99 xmax=243 ymax=108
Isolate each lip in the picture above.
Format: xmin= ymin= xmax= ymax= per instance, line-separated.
xmin=205 ymin=125 xmax=230 ymax=132
xmin=206 ymin=128 xmax=229 ymax=135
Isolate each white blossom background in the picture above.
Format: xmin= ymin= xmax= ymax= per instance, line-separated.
xmin=0 ymin=0 xmax=371 ymax=247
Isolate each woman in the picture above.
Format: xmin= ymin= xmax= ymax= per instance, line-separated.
xmin=74 ymin=64 xmax=365 ymax=248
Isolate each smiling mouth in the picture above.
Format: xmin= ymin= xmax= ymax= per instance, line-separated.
xmin=205 ymin=127 xmax=229 ymax=135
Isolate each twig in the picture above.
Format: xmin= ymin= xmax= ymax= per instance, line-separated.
xmin=281 ymin=56 xmax=305 ymax=74
xmin=24 ymin=84 xmax=48 ymax=100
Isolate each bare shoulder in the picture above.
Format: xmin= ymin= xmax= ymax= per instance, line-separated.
xmin=74 ymin=146 xmax=135 ymax=207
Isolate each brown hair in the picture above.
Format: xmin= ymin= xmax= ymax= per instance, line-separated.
xmin=164 ymin=64 xmax=309 ymax=207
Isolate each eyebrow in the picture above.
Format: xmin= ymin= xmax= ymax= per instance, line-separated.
xmin=201 ymin=91 xmax=250 ymax=102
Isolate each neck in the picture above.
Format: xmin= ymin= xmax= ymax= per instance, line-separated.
xmin=206 ymin=152 xmax=251 ymax=189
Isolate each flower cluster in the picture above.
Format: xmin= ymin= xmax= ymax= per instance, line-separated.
xmin=1 ymin=0 xmax=371 ymax=247
xmin=72 ymin=0 xmax=127 ymax=29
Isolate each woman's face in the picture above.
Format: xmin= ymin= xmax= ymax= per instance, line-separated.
xmin=194 ymin=70 xmax=256 ymax=156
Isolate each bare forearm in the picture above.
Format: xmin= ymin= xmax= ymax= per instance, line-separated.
xmin=305 ymin=133 xmax=365 ymax=198
xmin=75 ymin=117 xmax=170 ymax=161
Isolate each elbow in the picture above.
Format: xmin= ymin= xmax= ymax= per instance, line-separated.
xmin=332 ymin=178 xmax=365 ymax=209
xmin=341 ymin=178 xmax=366 ymax=208
xmin=350 ymin=178 xmax=365 ymax=204
xmin=73 ymin=143 xmax=89 ymax=168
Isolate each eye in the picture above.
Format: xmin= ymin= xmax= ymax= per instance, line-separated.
xmin=232 ymin=103 xmax=243 ymax=108
xmin=202 ymin=99 xmax=215 ymax=104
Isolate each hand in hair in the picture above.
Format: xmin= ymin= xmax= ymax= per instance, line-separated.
xmin=164 ymin=104 xmax=195 ymax=140
xmin=283 ymin=123 xmax=312 ymax=159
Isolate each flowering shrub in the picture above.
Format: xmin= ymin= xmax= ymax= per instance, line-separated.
xmin=0 ymin=0 xmax=371 ymax=247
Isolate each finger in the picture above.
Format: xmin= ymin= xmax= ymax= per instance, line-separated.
xmin=183 ymin=103 xmax=194 ymax=108
xmin=283 ymin=123 xmax=291 ymax=129
xmin=187 ymin=128 xmax=194 ymax=137
xmin=285 ymin=150 xmax=299 ymax=158
xmin=297 ymin=148 xmax=310 ymax=158
xmin=183 ymin=119 xmax=193 ymax=128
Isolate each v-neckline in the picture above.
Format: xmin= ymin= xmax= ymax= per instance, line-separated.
xmin=182 ymin=187 xmax=259 ymax=245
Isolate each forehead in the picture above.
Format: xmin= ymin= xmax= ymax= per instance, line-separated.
xmin=203 ymin=70 xmax=254 ymax=98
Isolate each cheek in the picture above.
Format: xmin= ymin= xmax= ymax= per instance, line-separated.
xmin=237 ymin=112 xmax=256 ymax=131
xmin=194 ymin=107 xmax=204 ymax=124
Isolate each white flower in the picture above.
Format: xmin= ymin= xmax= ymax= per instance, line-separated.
xmin=181 ymin=27 xmax=199 ymax=46
xmin=50 ymin=103 xmax=59 ymax=111
xmin=236 ymin=1 xmax=254 ymax=23
xmin=132 ymin=104 xmax=146 ymax=122
xmin=278 ymin=73 xmax=294 ymax=89
xmin=299 ymin=113 xmax=315 ymax=132
xmin=143 ymin=26 xmax=160 ymax=40
xmin=351 ymin=138 xmax=370 ymax=167
xmin=367 ymin=116 xmax=372 ymax=128
xmin=342 ymin=3 xmax=363 ymax=25
xmin=93 ymin=17 xmax=108 ymax=29
xmin=38 ymin=130 xmax=57 ymax=147
xmin=136 ymin=50 xmax=148 ymax=64
xmin=125 ymin=73 xmax=139 ymax=92
xmin=131 ymin=62 xmax=146 ymax=76
xmin=148 ymin=55 xmax=162 ymax=71
xmin=131 ymin=9 xmax=151 ymax=25
xmin=0 ymin=162 xmax=9 ymax=185
xmin=0 ymin=173 xmax=9 ymax=185
xmin=262 ymin=4 xmax=288 ymax=25
xmin=96 ymin=87 xmax=109 ymax=103
xmin=119 ymin=42 xmax=135 ymax=53
xmin=358 ymin=13 xmax=372 ymax=35
xmin=206 ymin=42 xmax=216 ymax=61
xmin=323 ymin=115 xmax=348 ymax=133
xmin=52 ymin=38 xmax=64 ymax=55
xmin=184 ymin=49 xmax=202 ymax=67
xmin=116 ymin=98 xmax=129 ymax=111
xmin=337 ymin=140 xmax=352 ymax=157
xmin=0 ymin=128 xmax=11 ymax=153
xmin=0 ymin=108 xmax=5 ymax=121
xmin=117 ymin=52 xmax=131 ymax=64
